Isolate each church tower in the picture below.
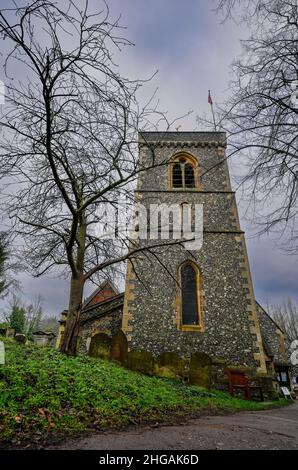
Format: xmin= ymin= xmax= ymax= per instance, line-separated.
xmin=122 ymin=131 xmax=267 ymax=373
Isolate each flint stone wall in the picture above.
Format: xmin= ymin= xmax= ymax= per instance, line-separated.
xmin=256 ymin=303 xmax=287 ymax=364
xmin=79 ymin=307 xmax=122 ymax=354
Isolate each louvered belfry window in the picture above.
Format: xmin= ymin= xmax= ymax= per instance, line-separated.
xmin=172 ymin=157 xmax=195 ymax=189
xmin=181 ymin=264 xmax=199 ymax=325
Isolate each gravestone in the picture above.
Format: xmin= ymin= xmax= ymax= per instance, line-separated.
xmin=0 ymin=327 xmax=7 ymax=337
xmin=6 ymin=328 xmax=15 ymax=338
xmin=14 ymin=334 xmax=26 ymax=344
xmin=127 ymin=350 xmax=154 ymax=375
xmin=110 ymin=330 xmax=128 ymax=365
xmin=190 ymin=352 xmax=212 ymax=388
xmin=89 ymin=333 xmax=111 ymax=359
xmin=0 ymin=340 xmax=5 ymax=365
xmin=155 ymin=352 xmax=185 ymax=380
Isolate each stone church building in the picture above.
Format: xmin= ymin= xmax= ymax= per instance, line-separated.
xmin=57 ymin=132 xmax=290 ymax=389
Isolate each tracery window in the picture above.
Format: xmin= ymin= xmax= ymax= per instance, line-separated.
xmin=171 ymin=155 xmax=197 ymax=189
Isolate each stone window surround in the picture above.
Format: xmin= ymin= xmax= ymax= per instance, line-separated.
xmin=168 ymin=152 xmax=201 ymax=191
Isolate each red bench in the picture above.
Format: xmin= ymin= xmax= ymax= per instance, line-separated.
xmin=227 ymin=369 xmax=264 ymax=401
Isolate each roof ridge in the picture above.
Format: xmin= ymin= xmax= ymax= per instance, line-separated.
xmin=81 ymin=280 xmax=120 ymax=310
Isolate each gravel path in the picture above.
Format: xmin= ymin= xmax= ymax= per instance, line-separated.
xmin=52 ymin=401 xmax=298 ymax=450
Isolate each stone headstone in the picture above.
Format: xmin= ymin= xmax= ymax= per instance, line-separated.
xmin=155 ymin=352 xmax=185 ymax=380
xmin=89 ymin=333 xmax=111 ymax=359
xmin=190 ymin=352 xmax=212 ymax=388
xmin=127 ymin=350 xmax=154 ymax=375
xmin=0 ymin=340 xmax=5 ymax=365
xmin=14 ymin=334 xmax=26 ymax=344
xmin=6 ymin=328 xmax=15 ymax=338
xmin=110 ymin=330 xmax=128 ymax=365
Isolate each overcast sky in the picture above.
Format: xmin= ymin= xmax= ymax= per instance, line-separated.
xmin=0 ymin=0 xmax=297 ymax=316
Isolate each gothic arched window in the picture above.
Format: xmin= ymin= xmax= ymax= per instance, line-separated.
xmin=179 ymin=262 xmax=202 ymax=329
xmin=170 ymin=154 xmax=198 ymax=189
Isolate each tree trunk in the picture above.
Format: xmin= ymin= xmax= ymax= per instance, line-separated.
xmin=60 ymin=215 xmax=87 ymax=355
xmin=60 ymin=273 xmax=85 ymax=355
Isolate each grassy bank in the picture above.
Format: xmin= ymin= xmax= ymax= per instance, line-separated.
xmin=0 ymin=337 xmax=289 ymax=446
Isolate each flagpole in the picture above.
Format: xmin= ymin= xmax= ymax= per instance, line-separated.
xmin=208 ymin=90 xmax=217 ymax=131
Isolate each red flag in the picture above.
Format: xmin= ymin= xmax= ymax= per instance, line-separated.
xmin=208 ymin=90 xmax=213 ymax=105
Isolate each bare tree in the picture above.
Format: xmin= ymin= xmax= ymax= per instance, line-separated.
xmin=270 ymin=298 xmax=298 ymax=346
xmin=25 ymin=295 xmax=44 ymax=339
xmin=41 ymin=314 xmax=59 ymax=336
xmin=2 ymin=292 xmax=44 ymax=337
xmin=0 ymin=232 xmax=10 ymax=298
xmin=0 ymin=1 xmax=186 ymax=355
xmin=215 ymin=0 xmax=263 ymax=21
xmin=0 ymin=232 xmax=19 ymax=300
xmin=204 ymin=0 xmax=298 ymax=247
